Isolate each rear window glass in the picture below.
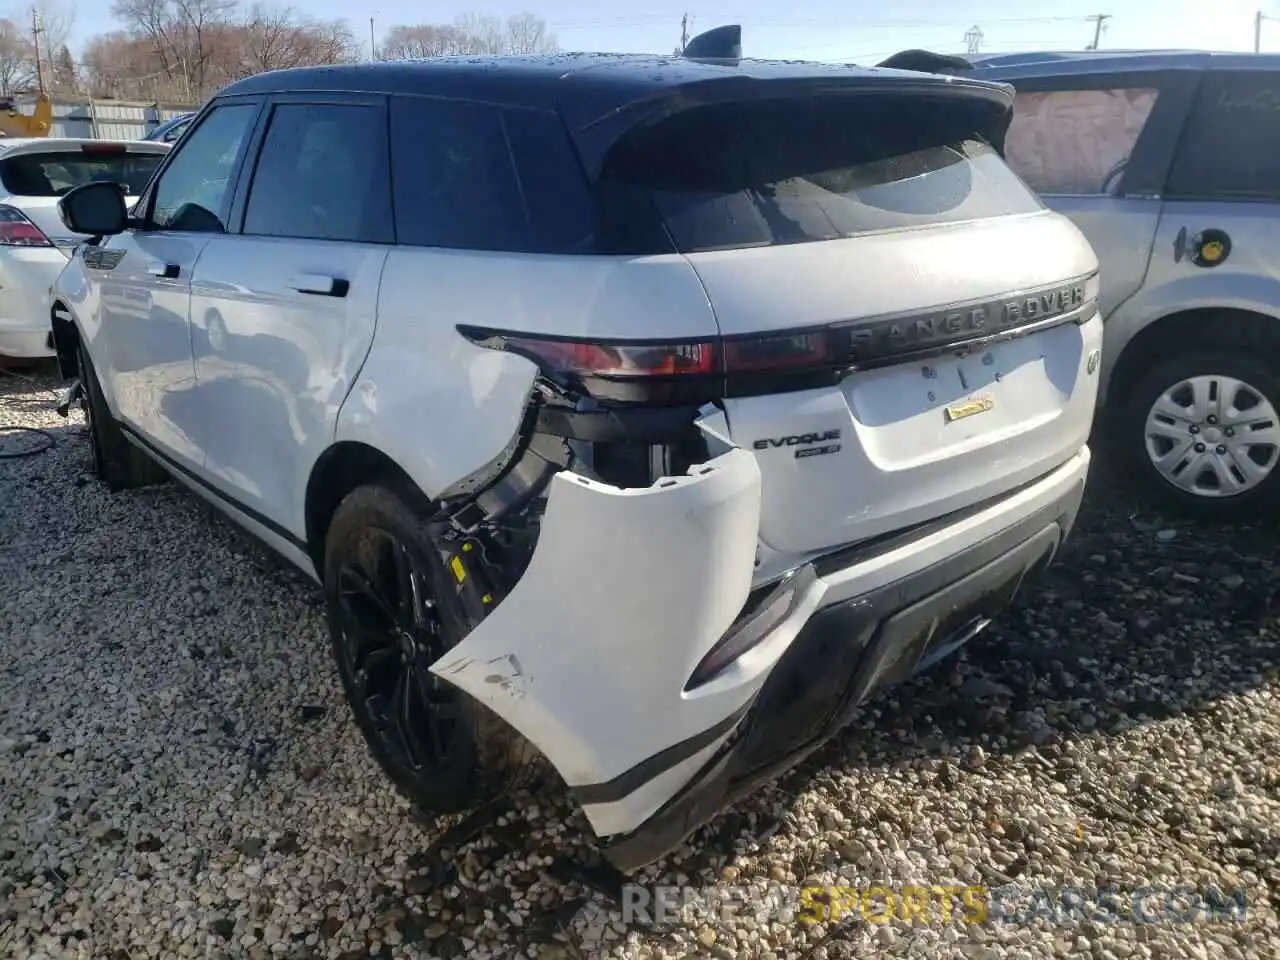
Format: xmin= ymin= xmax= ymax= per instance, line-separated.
xmin=0 ymin=150 xmax=162 ymax=197
xmin=1166 ymin=70 xmax=1280 ymax=200
xmin=604 ymin=96 xmax=1043 ymax=254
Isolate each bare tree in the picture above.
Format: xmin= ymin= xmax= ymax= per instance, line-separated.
xmin=236 ymin=3 xmax=354 ymax=77
xmin=504 ymin=12 xmax=556 ymax=55
xmin=0 ymin=19 xmax=35 ymax=96
xmin=381 ymin=24 xmax=467 ymax=59
xmin=80 ymin=4 xmax=556 ymax=102
xmin=34 ymin=0 xmax=75 ymax=80
xmin=110 ymin=0 xmax=236 ymax=100
xmin=381 ymin=11 xmax=557 ymax=60
xmin=52 ymin=44 xmax=76 ymax=93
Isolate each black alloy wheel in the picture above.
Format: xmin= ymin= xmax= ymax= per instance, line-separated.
xmin=332 ymin=524 xmax=470 ymax=782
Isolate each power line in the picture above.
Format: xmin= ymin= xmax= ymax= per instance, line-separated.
xmin=1086 ymin=13 xmax=1111 ymax=50
xmin=1255 ymin=10 xmax=1279 ymax=52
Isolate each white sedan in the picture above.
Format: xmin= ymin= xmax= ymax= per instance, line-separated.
xmin=0 ymin=137 xmax=168 ymax=360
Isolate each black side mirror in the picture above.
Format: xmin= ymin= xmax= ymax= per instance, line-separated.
xmin=59 ymin=181 xmax=129 ymax=236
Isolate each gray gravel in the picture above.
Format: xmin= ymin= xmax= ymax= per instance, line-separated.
xmin=2 ymin=363 xmax=1278 ymax=960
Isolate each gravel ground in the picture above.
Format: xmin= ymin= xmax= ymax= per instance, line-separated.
xmin=2 ymin=363 xmax=1278 ymax=960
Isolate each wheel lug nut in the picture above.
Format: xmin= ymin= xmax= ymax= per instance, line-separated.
xmin=1195 ymin=442 xmax=1206 ymax=453
xmin=1189 ymin=424 xmax=1200 ymax=434
xmin=1225 ymin=427 xmax=1234 ymax=437
xmin=1207 ymin=415 xmax=1217 ymax=425
xmin=1217 ymin=445 xmax=1227 ymax=455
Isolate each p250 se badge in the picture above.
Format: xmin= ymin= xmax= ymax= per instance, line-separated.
xmin=753 ymin=429 xmax=842 ymax=459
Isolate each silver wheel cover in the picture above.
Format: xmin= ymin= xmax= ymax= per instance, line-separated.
xmin=1144 ymin=374 xmax=1280 ymax=497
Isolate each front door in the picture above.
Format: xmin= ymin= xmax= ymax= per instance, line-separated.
xmin=189 ymin=96 xmax=393 ymax=538
xmin=96 ymin=101 xmax=261 ymax=471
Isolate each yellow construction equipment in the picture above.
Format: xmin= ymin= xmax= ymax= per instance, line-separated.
xmin=0 ymin=92 xmax=52 ymax=138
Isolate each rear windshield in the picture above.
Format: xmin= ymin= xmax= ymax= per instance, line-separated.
xmin=0 ymin=151 xmax=163 ymax=197
xmin=602 ymin=95 xmax=1042 ymax=254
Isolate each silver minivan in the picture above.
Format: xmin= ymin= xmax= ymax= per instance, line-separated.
xmin=907 ymin=50 xmax=1280 ymax=521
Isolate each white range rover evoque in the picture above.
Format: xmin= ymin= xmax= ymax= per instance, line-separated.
xmin=48 ymin=40 xmax=1102 ymax=870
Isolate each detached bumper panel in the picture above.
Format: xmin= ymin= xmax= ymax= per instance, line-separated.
xmin=430 ymin=446 xmax=766 ymax=839
xmin=603 ymin=476 xmax=1082 ymax=872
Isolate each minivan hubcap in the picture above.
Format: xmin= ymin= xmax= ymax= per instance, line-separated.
xmin=1144 ymin=374 xmax=1280 ymax=497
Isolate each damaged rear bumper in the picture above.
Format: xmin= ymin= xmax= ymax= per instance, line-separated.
xmin=602 ymin=448 xmax=1090 ymax=871
xmin=431 ymin=426 xmax=1089 ymax=869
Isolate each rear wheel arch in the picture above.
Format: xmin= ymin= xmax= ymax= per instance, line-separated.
xmin=303 ymin=441 xmax=422 ymax=577
xmin=1105 ymin=306 xmax=1280 ymax=409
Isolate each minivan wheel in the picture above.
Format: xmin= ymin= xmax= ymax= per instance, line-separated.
xmin=1112 ymin=349 xmax=1280 ymax=520
xmin=77 ymin=342 xmax=168 ymax=491
xmin=323 ymin=484 xmax=515 ymax=813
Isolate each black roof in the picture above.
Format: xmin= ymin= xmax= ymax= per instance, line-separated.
xmin=219 ymin=52 xmax=1008 ymax=121
xmin=217 ymin=53 xmax=1014 ymax=180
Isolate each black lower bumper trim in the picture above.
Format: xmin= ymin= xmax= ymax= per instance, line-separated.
xmin=601 ymin=473 xmax=1085 ymax=872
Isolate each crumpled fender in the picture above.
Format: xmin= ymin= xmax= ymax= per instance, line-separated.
xmin=430 ymin=446 xmax=763 ymax=837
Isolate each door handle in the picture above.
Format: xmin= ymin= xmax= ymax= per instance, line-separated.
xmin=288 ymin=274 xmax=349 ymax=298
xmin=147 ymin=262 xmax=180 ymax=279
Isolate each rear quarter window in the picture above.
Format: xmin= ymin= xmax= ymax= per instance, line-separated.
xmin=1166 ymin=70 xmax=1280 ymax=200
xmin=389 ymin=97 xmax=594 ymax=253
xmin=0 ymin=150 xmax=163 ymax=197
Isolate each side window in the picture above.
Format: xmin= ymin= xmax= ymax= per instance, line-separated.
xmin=1166 ymin=71 xmax=1280 ymax=200
xmin=389 ymin=97 xmax=594 ymax=253
xmin=164 ymin=117 xmax=191 ymax=143
xmin=150 ymin=104 xmax=257 ymax=232
xmin=1003 ymin=87 xmax=1160 ymax=196
xmin=242 ymin=103 xmax=393 ymax=243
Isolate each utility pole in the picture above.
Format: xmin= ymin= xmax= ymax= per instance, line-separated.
xmin=369 ymin=17 xmax=377 ymax=60
xmin=30 ymin=7 xmax=44 ymax=94
xmin=680 ymin=13 xmax=689 ymax=54
xmin=1257 ymin=10 xmax=1266 ymax=53
xmin=964 ymin=25 xmax=984 ymax=55
xmin=1086 ymin=13 xmax=1111 ymax=50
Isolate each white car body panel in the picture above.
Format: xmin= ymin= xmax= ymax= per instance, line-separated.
xmin=336 ymin=248 xmax=718 ymax=501
xmin=438 ymin=436 xmax=1090 ymax=837
xmin=189 ymin=235 xmax=389 ymax=538
xmin=432 ymin=446 xmax=762 ymax=836
xmin=683 ymin=212 xmax=1100 ymax=558
xmin=97 ymin=231 xmax=211 ymax=472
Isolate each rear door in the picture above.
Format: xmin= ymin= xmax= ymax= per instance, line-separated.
xmin=188 ymin=95 xmax=391 ymax=539
xmin=1146 ymin=65 xmax=1280 ymax=302
xmin=599 ymin=87 xmax=1102 ymax=558
xmin=996 ymin=68 xmax=1199 ymax=321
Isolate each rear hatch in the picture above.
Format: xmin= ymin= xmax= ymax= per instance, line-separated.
xmin=0 ymin=141 xmax=165 ymax=251
xmin=596 ymin=76 xmax=1100 ymax=557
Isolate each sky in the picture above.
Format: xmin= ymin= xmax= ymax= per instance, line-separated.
xmin=59 ymin=0 xmax=1280 ymax=64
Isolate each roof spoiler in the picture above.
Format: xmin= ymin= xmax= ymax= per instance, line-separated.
xmin=877 ymin=50 xmax=975 ymax=75
xmin=682 ymin=24 xmax=742 ymax=61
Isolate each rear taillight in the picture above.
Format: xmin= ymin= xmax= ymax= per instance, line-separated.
xmin=0 ymin=205 xmax=51 ymax=247
xmin=459 ymin=326 xmax=840 ymax=403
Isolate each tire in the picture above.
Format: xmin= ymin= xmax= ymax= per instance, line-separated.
xmin=1108 ymin=346 xmax=1280 ymax=521
xmin=78 ymin=342 xmax=168 ymax=492
xmin=323 ymin=483 xmax=524 ymax=813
